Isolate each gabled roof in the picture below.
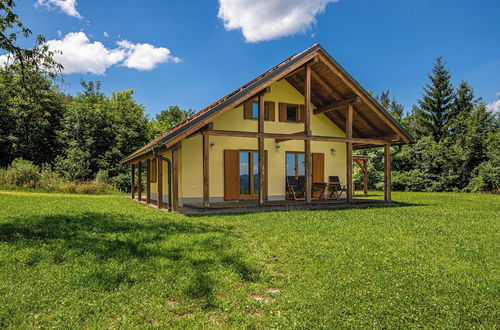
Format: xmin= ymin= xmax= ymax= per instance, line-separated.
xmin=123 ymin=44 xmax=412 ymax=163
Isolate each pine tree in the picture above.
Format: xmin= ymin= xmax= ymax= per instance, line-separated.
xmin=415 ymin=57 xmax=455 ymax=142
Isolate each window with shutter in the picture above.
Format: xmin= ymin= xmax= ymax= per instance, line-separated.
xmin=278 ymin=103 xmax=303 ymax=122
xmin=243 ymin=101 xmax=276 ymax=121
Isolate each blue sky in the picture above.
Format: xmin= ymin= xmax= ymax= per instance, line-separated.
xmin=8 ymin=0 xmax=500 ymax=116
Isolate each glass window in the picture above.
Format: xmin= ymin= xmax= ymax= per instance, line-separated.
xmin=286 ymin=105 xmax=298 ymax=121
xmin=297 ymin=153 xmax=305 ymax=177
xmin=239 ymin=152 xmax=250 ymax=195
xmin=252 ymin=152 xmax=259 ymax=195
xmin=251 ymin=102 xmax=259 ymax=119
xmin=286 ymin=153 xmax=295 ymax=177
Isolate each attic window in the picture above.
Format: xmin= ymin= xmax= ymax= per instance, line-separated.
xmin=286 ymin=105 xmax=298 ymax=122
xmin=244 ymin=101 xmax=275 ymax=121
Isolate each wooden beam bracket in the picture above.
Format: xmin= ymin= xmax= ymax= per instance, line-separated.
xmin=314 ymin=96 xmax=361 ymax=115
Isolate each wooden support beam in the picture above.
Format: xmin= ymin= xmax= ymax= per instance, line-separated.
xmin=310 ymin=69 xmax=344 ymax=101
xmin=131 ymin=164 xmax=135 ymax=199
xmin=275 ymin=131 xmax=306 ymax=143
xmin=384 ymin=143 xmax=391 ymax=202
xmin=305 ymin=64 xmax=312 ymax=204
xmin=363 ymin=160 xmax=368 ymax=196
xmin=202 ymin=134 xmax=209 ymax=208
xmin=172 ymin=148 xmax=179 ymax=212
xmin=314 ymin=96 xmax=361 ymax=115
xmin=202 ymin=129 xmax=391 ymax=145
xmin=146 ymin=159 xmax=151 ymax=204
xmin=346 ymin=104 xmax=353 ymax=202
xmin=258 ymin=94 xmax=265 ymax=206
xmin=157 ymin=159 xmax=163 ymax=209
xmin=137 ymin=162 xmax=142 ymax=202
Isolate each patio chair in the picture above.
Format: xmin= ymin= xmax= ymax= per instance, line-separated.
xmin=286 ymin=176 xmax=305 ymax=201
xmin=328 ymin=176 xmax=347 ymax=200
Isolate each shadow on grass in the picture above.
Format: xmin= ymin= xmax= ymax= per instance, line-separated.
xmin=0 ymin=212 xmax=259 ymax=309
xmin=184 ymin=200 xmax=426 ymax=217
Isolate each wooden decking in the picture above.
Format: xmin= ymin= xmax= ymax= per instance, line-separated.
xmin=132 ymin=196 xmax=390 ymax=215
xmin=180 ymin=198 xmax=389 ymax=215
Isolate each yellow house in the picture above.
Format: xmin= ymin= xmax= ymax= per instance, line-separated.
xmin=122 ymin=44 xmax=412 ymax=213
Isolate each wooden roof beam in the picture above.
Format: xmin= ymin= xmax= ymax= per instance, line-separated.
xmin=311 ymin=69 xmax=344 ymax=101
xmin=353 ymin=106 xmax=382 ymax=137
xmin=314 ymin=96 xmax=361 ymax=115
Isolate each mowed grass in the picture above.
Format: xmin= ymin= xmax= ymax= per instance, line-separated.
xmin=0 ymin=190 xmax=498 ymax=328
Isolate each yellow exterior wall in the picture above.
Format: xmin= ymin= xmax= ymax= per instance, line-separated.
xmin=175 ymin=79 xmax=347 ymax=202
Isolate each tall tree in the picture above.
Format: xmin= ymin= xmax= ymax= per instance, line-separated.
xmin=151 ymin=105 xmax=194 ymax=138
xmin=415 ymin=57 xmax=455 ymax=142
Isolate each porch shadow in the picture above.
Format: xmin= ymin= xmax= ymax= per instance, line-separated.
xmin=181 ymin=199 xmax=426 ymax=216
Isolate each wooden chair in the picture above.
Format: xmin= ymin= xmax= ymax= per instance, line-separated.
xmin=286 ymin=176 xmax=305 ymax=201
xmin=328 ymin=176 xmax=347 ymax=200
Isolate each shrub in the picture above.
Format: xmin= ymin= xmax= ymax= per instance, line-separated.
xmin=0 ymin=159 xmax=116 ymax=194
xmin=467 ymin=161 xmax=500 ymax=193
xmin=4 ymin=159 xmax=41 ymax=189
xmin=392 ymin=170 xmax=435 ymax=192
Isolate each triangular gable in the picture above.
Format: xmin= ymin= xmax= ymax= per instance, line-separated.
xmin=123 ymin=44 xmax=412 ymax=163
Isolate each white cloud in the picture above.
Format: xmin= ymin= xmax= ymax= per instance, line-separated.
xmin=0 ymin=54 xmax=12 ymax=66
xmin=36 ymin=0 xmax=83 ymax=19
xmin=43 ymin=32 xmax=180 ymax=75
xmin=496 ymin=91 xmax=500 ymax=97
xmin=117 ymin=40 xmax=181 ymax=71
xmin=57 ymin=30 xmax=62 ymax=37
xmin=217 ymin=0 xmax=338 ymax=42
xmin=46 ymin=32 xmax=126 ymax=74
xmin=103 ymin=31 xmax=109 ymax=38
xmin=486 ymin=99 xmax=500 ymax=113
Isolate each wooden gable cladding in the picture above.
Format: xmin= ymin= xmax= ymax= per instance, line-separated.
xmin=282 ymin=58 xmax=405 ymax=142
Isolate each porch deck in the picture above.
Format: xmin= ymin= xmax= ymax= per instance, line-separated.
xmin=181 ymin=197 xmax=388 ymax=215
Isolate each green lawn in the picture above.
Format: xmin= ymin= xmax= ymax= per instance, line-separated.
xmin=0 ymin=190 xmax=498 ymax=328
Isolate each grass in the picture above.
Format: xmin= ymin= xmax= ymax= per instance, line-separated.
xmin=0 ymin=190 xmax=498 ymax=328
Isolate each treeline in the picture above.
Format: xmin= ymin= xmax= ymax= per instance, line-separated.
xmin=354 ymin=58 xmax=499 ymax=193
xmin=0 ymin=64 xmax=192 ymax=191
xmin=0 ymin=58 xmax=498 ymax=193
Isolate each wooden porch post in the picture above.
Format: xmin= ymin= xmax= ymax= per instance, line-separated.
xmin=172 ymin=148 xmax=179 ymax=212
xmin=346 ymin=104 xmax=353 ymax=202
xmin=203 ymin=133 xmax=210 ymax=208
xmin=137 ymin=162 xmax=142 ymax=202
xmin=304 ymin=64 xmax=312 ymax=204
xmin=146 ymin=159 xmax=151 ymax=204
xmin=157 ymin=159 xmax=163 ymax=209
xmin=384 ymin=143 xmax=392 ymax=202
xmin=131 ymin=164 xmax=135 ymax=199
xmin=258 ymin=93 xmax=265 ymax=206
xmin=363 ymin=160 xmax=368 ymax=196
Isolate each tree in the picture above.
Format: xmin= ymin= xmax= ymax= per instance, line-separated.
xmin=449 ymin=81 xmax=478 ymax=136
xmin=151 ymin=105 xmax=194 ymax=138
xmin=0 ymin=0 xmax=62 ymax=81
xmin=0 ymin=64 xmax=66 ymax=166
xmin=415 ymin=57 xmax=455 ymax=142
xmin=56 ymin=81 xmax=151 ymax=190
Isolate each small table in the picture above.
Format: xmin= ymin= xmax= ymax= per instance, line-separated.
xmin=312 ymin=182 xmax=327 ymax=200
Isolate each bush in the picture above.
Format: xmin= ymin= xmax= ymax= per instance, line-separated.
xmin=0 ymin=159 xmax=116 ymax=194
xmin=392 ymin=170 xmax=435 ymax=192
xmin=4 ymin=159 xmax=41 ymax=189
xmin=467 ymin=161 xmax=500 ymax=193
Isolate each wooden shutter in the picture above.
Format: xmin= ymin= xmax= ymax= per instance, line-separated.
xmin=150 ymin=158 xmax=157 ymax=183
xmin=312 ymin=153 xmax=325 ymax=198
xmin=265 ymin=101 xmax=275 ymax=121
xmin=312 ymin=153 xmax=325 ymax=183
xmin=279 ymin=103 xmax=287 ymax=122
xmin=224 ymin=149 xmax=240 ymax=200
xmin=243 ymin=102 xmax=253 ymax=119
xmin=299 ymin=105 xmax=306 ymax=123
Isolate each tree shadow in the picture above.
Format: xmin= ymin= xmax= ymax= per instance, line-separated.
xmin=0 ymin=212 xmax=258 ymax=309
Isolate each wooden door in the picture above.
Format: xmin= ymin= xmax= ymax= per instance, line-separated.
xmin=224 ymin=150 xmax=239 ymax=200
xmin=312 ymin=153 xmax=325 ymax=198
